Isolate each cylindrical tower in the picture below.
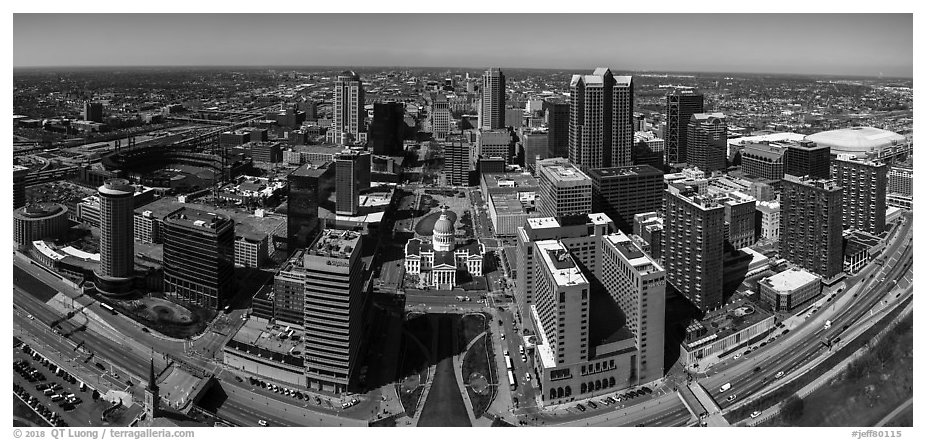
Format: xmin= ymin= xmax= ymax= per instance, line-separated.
xmin=97 ymin=179 xmax=135 ymax=287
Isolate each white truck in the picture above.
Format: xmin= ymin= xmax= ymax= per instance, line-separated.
xmin=719 ymin=383 xmax=732 ymax=393
xmin=824 ymin=320 xmax=832 ymax=330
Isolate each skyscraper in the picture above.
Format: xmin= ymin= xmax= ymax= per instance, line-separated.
xmin=430 ymin=95 xmax=451 ymax=140
xmin=303 ymin=229 xmax=366 ymax=393
xmin=588 ymin=165 xmax=664 ymax=233
xmin=13 ymin=165 xmax=29 ymax=209
xmin=333 ymin=71 xmax=365 ymax=142
xmin=477 ymin=129 xmax=514 ymax=165
xmin=686 ymin=113 xmax=727 ymax=173
xmin=480 ymin=68 xmax=506 ymax=129
xmin=287 ymin=161 xmax=334 ymax=250
xmin=83 ymin=101 xmax=104 ymax=123
xmin=544 ymin=100 xmax=569 ymax=158
xmin=162 ymin=208 xmax=235 ymax=310
xmin=334 ymin=150 xmax=371 ymax=216
xmin=665 ymin=90 xmax=705 ymax=165
xmin=568 ymin=68 xmax=634 ymax=171
xmin=784 ymin=140 xmax=830 ymax=179
xmin=664 ymin=183 xmax=725 ymax=312
xmin=832 ymin=156 xmax=887 ymax=234
xmin=780 ymin=175 xmax=843 ymax=279
xmin=536 ymin=158 xmax=593 ymax=221
xmin=95 ymin=179 xmax=135 ymax=293
xmin=445 ymin=139 xmax=469 ymax=186
xmin=370 ymin=102 xmax=405 ymax=155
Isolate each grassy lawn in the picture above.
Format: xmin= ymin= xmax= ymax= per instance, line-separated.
xmin=764 ymin=314 xmax=913 ymax=427
xmin=462 ymin=333 xmax=498 ymax=418
xmin=460 ymin=313 xmax=487 ymax=348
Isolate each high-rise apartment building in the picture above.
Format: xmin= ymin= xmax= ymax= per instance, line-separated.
xmin=544 ymin=100 xmax=569 ymax=158
xmin=588 ymin=165 xmax=664 ymax=233
xmin=480 ymin=68 xmax=506 ymax=129
xmin=370 ymin=102 xmax=405 ymax=155
xmin=887 ymin=164 xmax=913 ymax=209
xmin=720 ymin=191 xmax=757 ymax=250
xmin=784 ymin=140 xmax=830 ymax=179
xmin=334 ymin=151 xmax=371 ymax=216
xmin=664 ymin=183 xmax=725 ymax=312
xmin=13 ymin=165 xmax=29 ymax=209
xmin=756 ymin=200 xmax=781 ymax=242
xmin=633 ymin=212 xmax=664 ymax=261
xmin=832 ymin=156 xmax=887 ymax=234
xmin=632 ymin=131 xmax=665 ymax=169
xmin=568 ymin=68 xmax=634 ymax=171
xmin=272 ymin=248 xmax=309 ymax=328
xmin=162 ymin=208 xmax=235 ymax=310
xmin=686 ymin=113 xmax=727 ymax=173
xmin=287 ymin=161 xmax=334 ymax=250
xmin=96 ymin=179 xmax=135 ymax=292
xmin=780 ymin=175 xmax=843 ymax=279
xmin=521 ymin=131 xmax=548 ymax=169
xmin=600 ymin=231 xmax=666 ymax=383
xmin=665 ymin=90 xmax=704 ymax=165
xmin=536 ymin=158 xmax=592 ymax=221
xmin=302 ymin=229 xmax=366 ymax=393
xmin=333 ymin=71 xmax=365 ymax=142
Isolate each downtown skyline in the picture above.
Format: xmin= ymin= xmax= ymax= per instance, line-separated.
xmin=13 ymin=13 xmax=913 ymax=78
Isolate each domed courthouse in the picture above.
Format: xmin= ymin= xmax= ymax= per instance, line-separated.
xmin=404 ymin=207 xmax=485 ymax=289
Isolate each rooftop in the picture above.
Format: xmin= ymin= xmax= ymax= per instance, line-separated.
xmin=537 ymin=159 xmax=591 ymax=183
xmin=164 ymin=208 xmax=232 ymax=231
xmin=604 ymin=231 xmax=664 ymax=275
xmin=760 ymin=268 xmax=820 ymax=293
xmin=805 ymin=127 xmax=906 ymax=156
xmin=783 ymin=174 xmax=842 ymax=191
xmin=536 ymin=240 xmax=587 ymax=287
xmin=526 ymin=217 xmax=561 ymax=230
xmin=307 ymin=229 xmax=361 ymax=260
xmin=587 ymin=165 xmax=663 ymax=179
xmin=683 ymin=298 xmax=774 ymax=349
xmin=137 ymin=196 xmax=285 ymax=241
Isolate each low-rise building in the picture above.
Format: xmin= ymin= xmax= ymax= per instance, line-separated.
xmin=758 ymin=268 xmax=822 ymax=312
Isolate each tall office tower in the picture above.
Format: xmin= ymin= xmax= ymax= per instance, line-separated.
xmin=515 ymin=214 xmax=614 ymax=320
xmin=506 ymin=108 xmax=524 ymax=128
xmin=480 ymin=68 xmax=506 ymax=129
xmin=303 ymin=229 xmax=366 ymax=393
xmin=536 ymin=158 xmax=593 ymax=221
xmin=83 ymin=101 xmax=104 ymax=123
xmin=162 ymin=208 xmax=235 ymax=310
xmin=445 ymin=139 xmax=469 ymax=186
xmin=96 ymin=179 xmax=135 ymax=290
xmin=431 ymin=95 xmax=452 ymax=140
xmin=370 ymin=102 xmax=406 ymax=155
xmin=832 ymin=156 xmax=887 ymax=234
xmin=665 ymin=89 xmax=704 ymax=165
xmin=477 ymin=129 xmax=514 ymax=165
xmin=741 ymin=142 xmax=786 ymax=181
xmin=287 ymin=162 xmax=333 ymax=250
xmin=633 ymin=212 xmax=664 ymax=261
xmin=545 ymin=101 xmax=570 ymax=158
xmin=588 ymin=165 xmax=664 ymax=233
xmin=686 ymin=113 xmax=727 ymax=173
xmin=334 ymin=150 xmax=371 ymax=216
xmin=780 ymin=175 xmax=843 ymax=279
xmin=784 ymin=140 xmax=830 ymax=179
xmin=720 ymin=191 xmax=757 ymax=249
xmin=664 ymin=183 xmax=725 ymax=312
xmin=13 ymin=165 xmax=29 ymax=209
xmin=333 ymin=71 xmax=365 ymax=141
xmin=568 ymin=68 xmax=634 ymax=171
xmin=600 ymin=231 xmax=666 ymax=382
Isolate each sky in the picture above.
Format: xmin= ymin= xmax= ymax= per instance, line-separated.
xmin=13 ymin=13 xmax=914 ymax=77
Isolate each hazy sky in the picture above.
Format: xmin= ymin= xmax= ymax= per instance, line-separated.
xmin=13 ymin=14 xmax=913 ymax=77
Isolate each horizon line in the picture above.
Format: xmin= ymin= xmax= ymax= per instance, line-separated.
xmin=11 ymin=64 xmax=912 ymax=81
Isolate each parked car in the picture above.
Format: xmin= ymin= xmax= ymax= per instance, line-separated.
xmin=576 ymin=404 xmax=586 ymax=412
xmin=587 ymin=401 xmax=598 ymax=409
xmin=750 ymin=410 xmax=762 ymax=418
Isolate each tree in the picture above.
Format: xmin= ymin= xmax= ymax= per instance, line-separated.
xmin=780 ymin=396 xmax=805 ymax=424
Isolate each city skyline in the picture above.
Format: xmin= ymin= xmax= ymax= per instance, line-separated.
xmin=13 ymin=13 xmax=913 ymax=77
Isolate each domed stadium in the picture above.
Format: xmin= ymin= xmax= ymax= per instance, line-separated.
xmin=805 ymin=127 xmax=908 ymax=160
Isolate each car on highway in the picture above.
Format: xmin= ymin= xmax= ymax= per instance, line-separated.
xmin=258 ymin=420 xmax=268 ymax=426
xmin=750 ymin=410 xmax=762 ymax=418
xmin=732 ymin=353 xmax=742 ymax=360
xmin=775 ymin=371 xmax=785 ymax=379
xmin=719 ymin=383 xmax=732 ymax=393
xmin=726 ymin=394 xmax=737 ymax=402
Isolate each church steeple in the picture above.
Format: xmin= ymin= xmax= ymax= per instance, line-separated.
xmin=144 ymin=358 xmax=159 ymax=419
xmin=147 ymin=358 xmax=158 ymax=392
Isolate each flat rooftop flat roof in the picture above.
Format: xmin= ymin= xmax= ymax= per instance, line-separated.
xmin=536 ymin=240 xmax=588 ymax=287
xmin=604 ymin=232 xmax=664 ymax=275
xmin=587 ymin=165 xmax=663 ymax=178
xmin=760 ymin=268 xmax=820 ymax=293
xmin=138 ymin=196 xmax=285 ymax=240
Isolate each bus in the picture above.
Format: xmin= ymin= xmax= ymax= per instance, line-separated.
xmin=507 ymin=370 xmax=517 ymax=391
xmin=504 ymin=355 xmax=513 ymax=370
xmin=100 ymin=303 xmax=117 ymax=315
